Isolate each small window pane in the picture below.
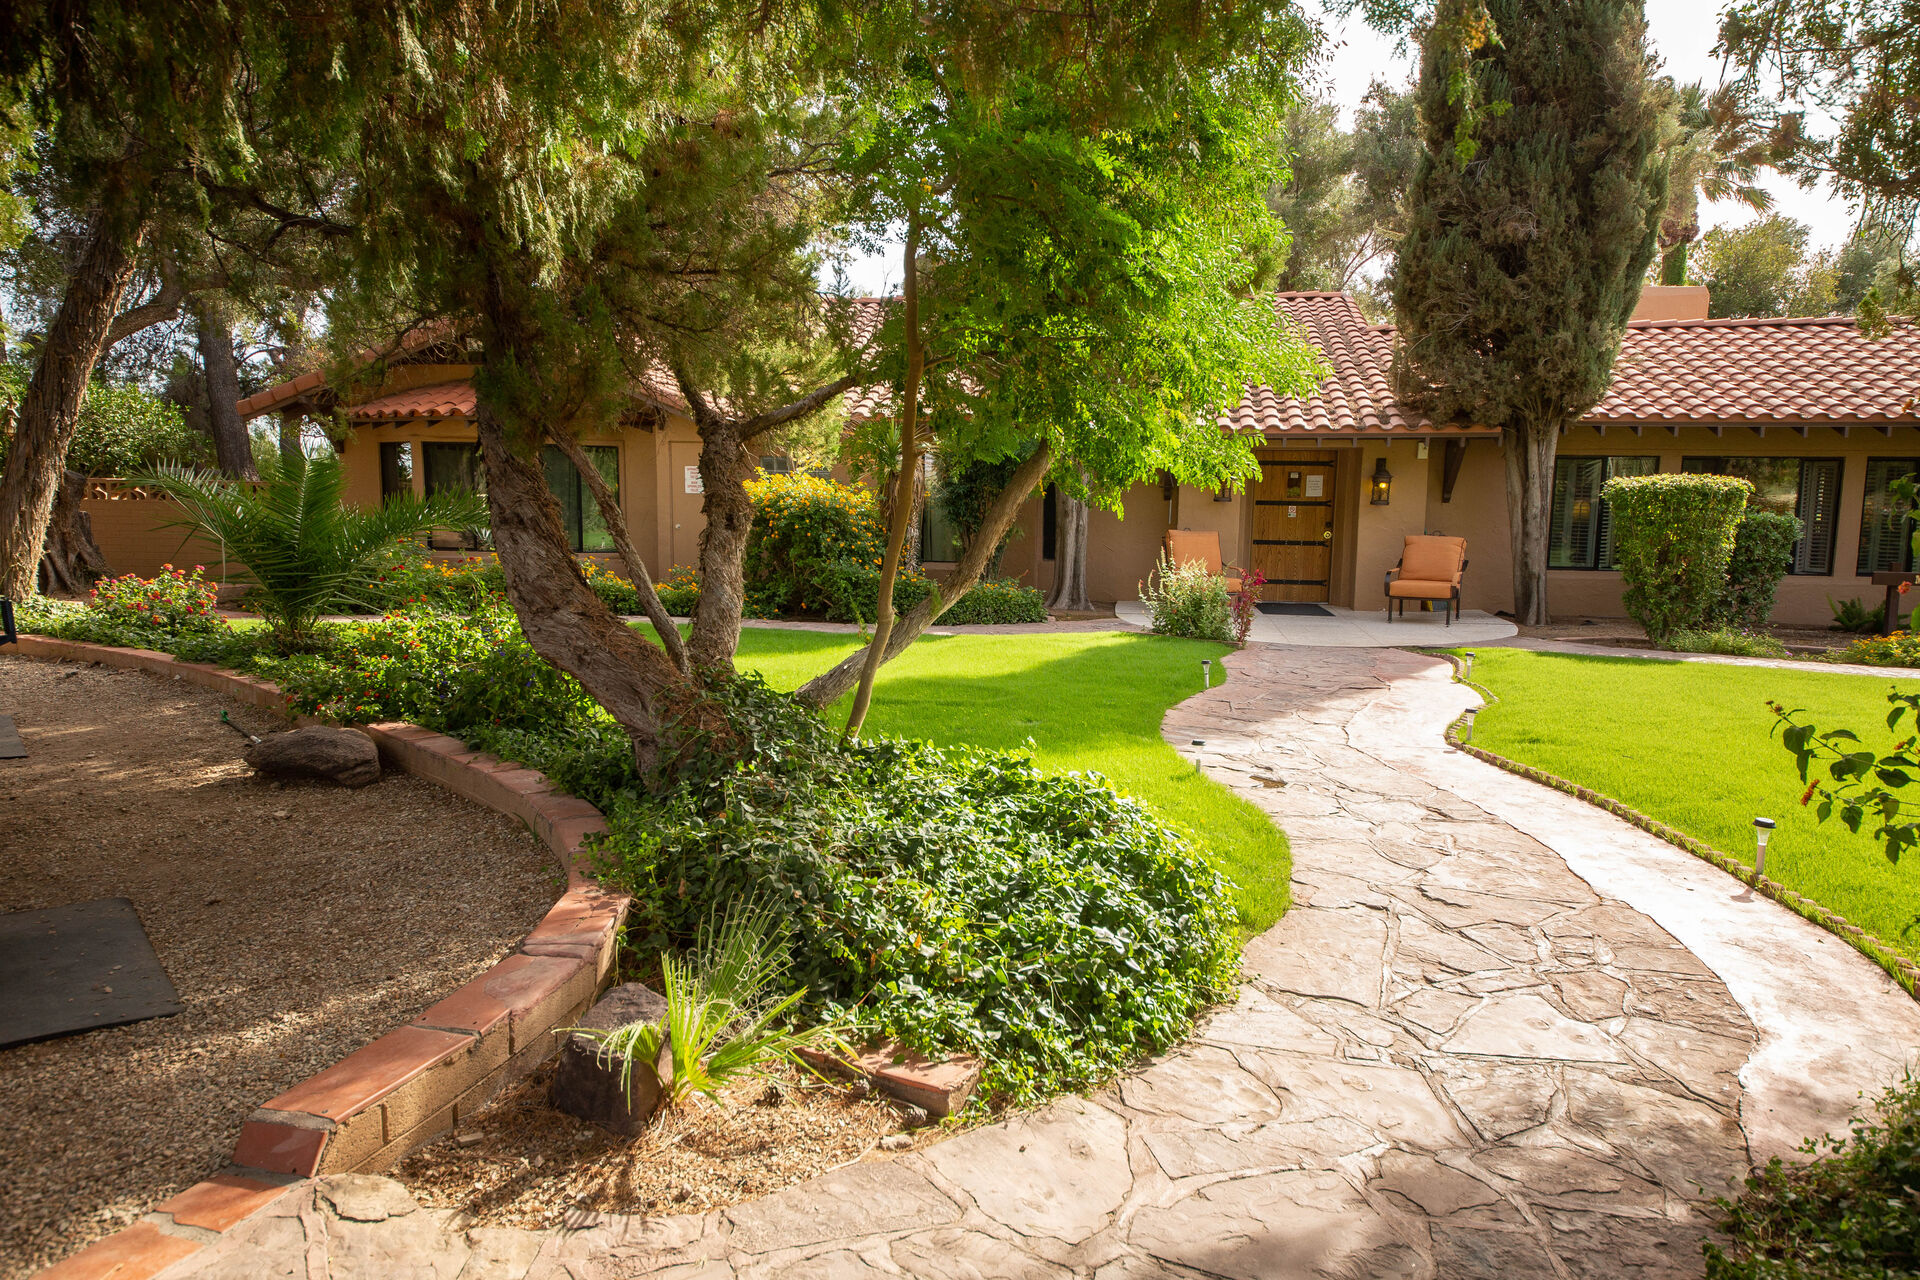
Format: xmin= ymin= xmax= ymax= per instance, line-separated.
xmin=379 ymin=442 xmax=413 ymax=503
xmin=1549 ymin=456 xmax=1656 ymax=569
xmin=423 ymin=442 xmax=484 ymax=496
xmin=1859 ymin=460 xmax=1918 ymax=575
xmin=1684 ymin=456 xmax=1841 ymax=575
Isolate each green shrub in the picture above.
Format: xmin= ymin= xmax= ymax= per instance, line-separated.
xmin=1706 ymin=1072 xmax=1920 ymax=1278
xmin=1140 ymin=553 xmax=1232 ymax=642
xmin=742 ymin=471 xmax=886 ymax=620
xmin=363 ymin=549 xmax=504 ymax=613
xmin=1602 ymin=473 xmax=1751 ymax=640
xmin=595 ymin=674 xmax=1240 ymax=1104
xmin=1831 ymin=630 xmax=1920 ymax=669
xmin=580 ymin=560 xmax=641 ymax=614
xmin=654 ymin=565 xmax=701 ymax=616
xmin=0 ymin=364 xmax=208 ymax=476
xmin=1666 ymin=628 xmax=1790 ymax=659
xmin=20 ymin=566 xmax=226 ymax=647
xmin=1829 ymin=596 xmax=1886 ymax=635
xmin=936 ymin=578 xmax=1048 ymax=625
xmin=1720 ymin=511 xmax=1802 ymax=629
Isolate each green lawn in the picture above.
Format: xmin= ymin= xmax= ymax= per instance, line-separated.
xmin=639 ymin=624 xmax=1292 ymax=933
xmin=1460 ymin=647 xmax=1920 ymax=959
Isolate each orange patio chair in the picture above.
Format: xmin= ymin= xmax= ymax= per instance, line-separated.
xmin=1163 ymin=528 xmax=1245 ymax=596
xmin=1384 ymin=535 xmax=1468 ymax=624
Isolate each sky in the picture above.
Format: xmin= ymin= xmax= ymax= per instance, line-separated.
xmin=836 ymin=3 xmax=1859 ymax=295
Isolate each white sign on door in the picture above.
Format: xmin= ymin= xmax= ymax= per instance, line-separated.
xmin=684 ymin=465 xmax=704 ymax=495
xmin=1304 ymin=474 xmax=1324 ymax=498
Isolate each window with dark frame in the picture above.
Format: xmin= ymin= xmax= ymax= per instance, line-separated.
xmin=1548 ymin=456 xmax=1658 ymax=569
xmin=422 ymin=441 xmax=489 ymax=550
xmin=1859 ymin=459 xmax=1920 ymax=576
xmin=540 ymin=445 xmax=620 ymax=552
xmin=1683 ymin=456 xmax=1841 ymax=575
xmin=1042 ymin=483 xmax=1058 ymax=560
xmin=378 ymin=441 xmax=413 ymax=503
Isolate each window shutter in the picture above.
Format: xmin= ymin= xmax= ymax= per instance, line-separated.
xmin=1795 ymin=460 xmax=1840 ymax=575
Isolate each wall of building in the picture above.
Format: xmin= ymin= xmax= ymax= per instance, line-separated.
xmin=81 ymin=486 xmax=240 ymax=583
xmin=1417 ymin=426 xmax=1920 ymax=627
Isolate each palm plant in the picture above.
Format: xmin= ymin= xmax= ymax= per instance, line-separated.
xmin=137 ymin=451 xmax=488 ymax=647
xmin=1658 ymin=80 xmax=1779 ymax=285
xmin=565 ymin=902 xmax=855 ymax=1112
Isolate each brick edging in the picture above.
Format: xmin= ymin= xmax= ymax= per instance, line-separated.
xmin=8 ymin=635 xmax=630 ymax=1279
xmin=1432 ymin=652 xmax=1920 ymax=1003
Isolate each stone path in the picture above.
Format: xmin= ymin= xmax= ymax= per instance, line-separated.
xmin=155 ymin=647 xmax=1920 ymax=1280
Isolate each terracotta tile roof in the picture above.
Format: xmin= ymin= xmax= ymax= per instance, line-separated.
xmin=1240 ymin=294 xmax=1920 ymax=434
xmin=1595 ymin=315 xmax=1920 ymax=424
xmin=236 ymin=321 xmax=464 ymax=419
xmin=347 ymin=381 xmax=476 ymax=421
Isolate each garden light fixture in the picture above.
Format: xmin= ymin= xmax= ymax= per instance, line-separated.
xmin=1201 ymin=658 xmax=1212 ymax=688
xmin=1370 ymin=458 xmax=1393 ymax=506
xmin=1753 ymin=817 xmax=1775 ymax=877
xmin=1191 ymin=740 xmax=1204 ymax=774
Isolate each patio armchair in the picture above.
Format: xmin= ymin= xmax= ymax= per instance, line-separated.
xmin=1384 ymin=535 xmax=1468 ymax=625
xmin=1163 ymin=529 xmax=1245 ymax=595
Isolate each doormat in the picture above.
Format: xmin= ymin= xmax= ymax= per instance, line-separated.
xmin=0 ymin=897 xmax=183 ymax=1047
xmin=1257 ymin=603 xmax=1333 ymax=617
xmin=0 ymin=714 xmax=22 ymax=759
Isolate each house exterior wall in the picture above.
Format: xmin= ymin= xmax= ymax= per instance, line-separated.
xmin=1415 ymin=426 xmax=1920 ymax=627
xmin=80 ymin=485 xmax=240 ymax=583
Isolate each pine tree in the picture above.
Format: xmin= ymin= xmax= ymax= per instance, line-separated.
xmin=1392 ymin=0 xmax=1668 ymax=625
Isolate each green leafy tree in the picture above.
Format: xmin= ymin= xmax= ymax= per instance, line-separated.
xmin=137 ymin=451 xmax=485 ymax=647
xmin=1697 ymin=214 xmax=1840 ymax=318
xmin=1392 ymin=0 xmax=1668 ymax=626
xmin=1719 ymin=0 xmax=1920 ymax=330
xmin=1653 ymin=79 xmax=1777 ymax=286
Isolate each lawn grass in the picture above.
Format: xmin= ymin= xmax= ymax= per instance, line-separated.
xmin=637 ymin=624 xmax=1292 ymax=934
xmin=1458 ymin=647 xmax=1920 ymax=960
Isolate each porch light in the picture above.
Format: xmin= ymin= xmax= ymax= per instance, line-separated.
xmin=1370 ymin=458 xmax=1393 ymax=506
xmin=1754 ymin=817 xmax=1775 ymax=878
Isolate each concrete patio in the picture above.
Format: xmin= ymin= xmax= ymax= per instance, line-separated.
xmin=1115 ymin=599 xmax=1518 ymax=646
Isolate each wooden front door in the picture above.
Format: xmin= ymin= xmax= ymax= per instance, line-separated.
xmin=1251 ymin=453 xmax=1337 ymax=601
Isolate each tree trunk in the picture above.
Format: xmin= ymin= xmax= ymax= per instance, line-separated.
xmin=547 ymin=425 xmax=691 ymax=675
xmin=39 ymin=469 xmax=110 ymax=596
xmin=0 ymin=209 xmax=147 ymax=601
xmin=1659 ymin=240 xmax=1689 ymax=286
xmin=196 ymin=302 xmax=257 ymax=479
xmin=1044 ymin=480 xmax=1091 ymax=614
xmin=278 ymin=409 xmax=304 ymax=463
xmin=844 ymin=214 xmax=925 ymax=738
xmin=474 ymin=402 xmax=686 ymax=775
xmin=798 ymin=442 xmax=1051 ymax=709
xmin=685 ymin=412 xmax=759 ymax=673
xmin=1503 ymin=424 xmax=1558 ymax=626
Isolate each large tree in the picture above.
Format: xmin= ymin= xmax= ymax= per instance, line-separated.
xmin=1652 ymin=79 xmax=1776 ymax=286
xmin=1718 ymin=0 xmax=1919 ymax=327
xmin=1392 ymin=0 xmax=1668 ymax=626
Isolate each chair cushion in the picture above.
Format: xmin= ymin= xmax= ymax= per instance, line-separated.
xmin=1164 ymin=529 xmax=1224 ymax=575
xmin=1388 ymin=578 xmax=1456 ymax=599
xmin=1222 ymin=576 xmax=1243 ymax=594
xmin=1399 ymin=535 xmax=1466 ymax=583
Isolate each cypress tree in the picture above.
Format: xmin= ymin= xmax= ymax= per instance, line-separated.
xmin=1392 ymin=0 xmax=1668 ymax=625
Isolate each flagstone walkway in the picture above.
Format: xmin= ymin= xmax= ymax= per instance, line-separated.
xmin=155 ymin=647 xmax=1920 ymax=1280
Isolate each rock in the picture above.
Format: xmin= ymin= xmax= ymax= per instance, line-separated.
xmin=879 ymin=1134 xmax=914 ymax=1152
xmin=893 ymin=1102 xmax=930 ymax=1128
xmin=244 ymin=726 xmax=381 ymax=788
xmin=551 ymin=982 xmax=669 ymax=1136
xmin=317 ymin=1174 xmax=419 ymax=1223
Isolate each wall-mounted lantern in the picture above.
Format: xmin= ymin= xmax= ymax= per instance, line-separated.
xmin=1370 ymin=457 xmax=1394 ymax=506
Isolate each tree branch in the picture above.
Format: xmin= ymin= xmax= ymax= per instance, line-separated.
xmin=737 ymin=371 xmax=862 ymax=441
xmin=547 ymin=425 xmax=691 ymax=675
xmin=797 ymin=439 xmax=1052 ymax=709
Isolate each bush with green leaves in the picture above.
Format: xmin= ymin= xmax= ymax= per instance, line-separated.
xmin=1706 ymin=1071 xmax=1920 ymax=1278
xmin=742 ymin=471 xmax=886 ymax=619
xmin=1831 ymin=630 xmax=1920 ymax=668
xmin=1829 ymin=597 xmax=1886 ymax=635
xmin=17 ymin=566 xmax=226 ymax=647
xmin=594 ymin=674 xmax=1239 ymax=1104
xmin=136 ymin=452 xmax=487 ymax=647
xmin=0 ymin=364 xmax=207 ymax=476
xmin=1602 ymin=473 xmax=1752 ymax=641
xmin=654 ymin=565 xmax=701 ymax=616
xmin=1667 ymin=628 xmax=1790 ymax=659
xmin=1719 ymin=511 xmax=1802 ymax=630
xmin=936 ymin=577 xmax=1048 ymax=625
xmin=1140 ymin=552 xmax=1232 ymax=642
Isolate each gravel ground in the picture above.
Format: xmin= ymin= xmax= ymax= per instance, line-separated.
xmin=396 ymin=1061 xmax=920 ymax=1229
xmin=0 ymin=658 xmax=560 ymax=1279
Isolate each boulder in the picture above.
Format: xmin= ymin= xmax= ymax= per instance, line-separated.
xmin=551 ymin=982 xmax=669 ymax=1136
xmin=244 ymin=726 xmax=382 ymax=788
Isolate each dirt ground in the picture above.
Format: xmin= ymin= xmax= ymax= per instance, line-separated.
xmin=394 ymin=1060 xmax=934 ymax=1230
xmin=0 ymin=657 xmax=559 ymax=1279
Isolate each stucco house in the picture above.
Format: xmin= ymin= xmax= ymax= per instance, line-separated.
xmin=202 ymin=285 xmax=1920 ymax=628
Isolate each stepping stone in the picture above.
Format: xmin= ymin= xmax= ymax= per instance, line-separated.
xmin=0 ymin=714 xmax=24 ymax=758
xmin=0 ymin=897 xmax=182 ymax=1047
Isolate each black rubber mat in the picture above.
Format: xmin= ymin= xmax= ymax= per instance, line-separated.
xmin=1255 ymin=602 xmax=1334 ymax=617
xmin=0 ymin=898 xmax=182 ymax=1047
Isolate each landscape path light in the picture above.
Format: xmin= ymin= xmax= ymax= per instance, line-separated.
xmin=1754 ymin=817 xmax=1776 ymax=878
xmin=1201 ymin=658 xmax=1212 ymax=688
